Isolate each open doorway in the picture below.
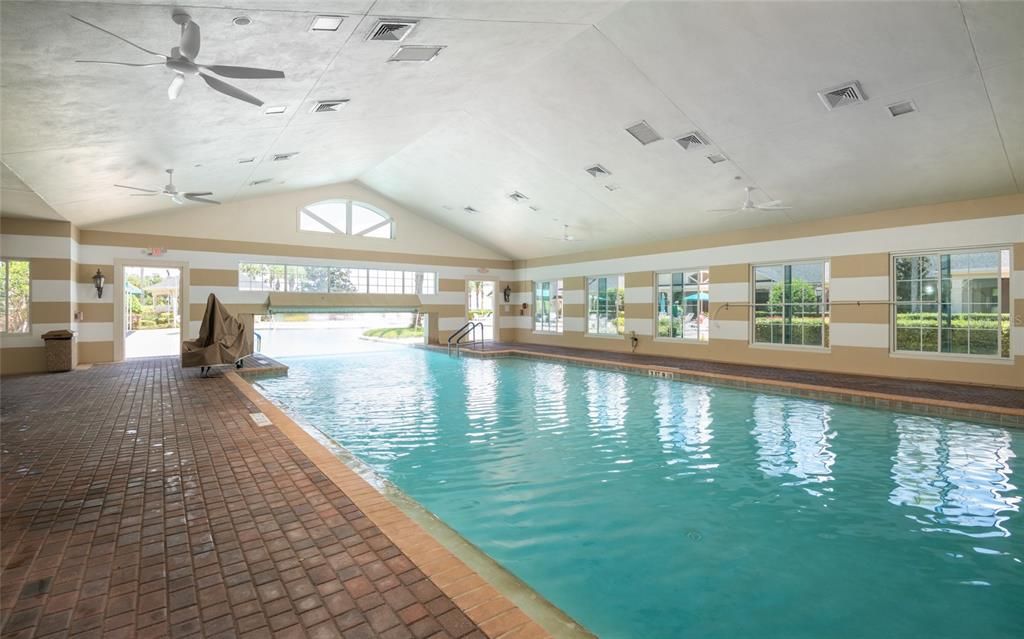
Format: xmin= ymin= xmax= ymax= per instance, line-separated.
xmin=467 ymin=280 xmax=495 ymax=341
xmin=124 ymin=266 xmax=181 ymax=358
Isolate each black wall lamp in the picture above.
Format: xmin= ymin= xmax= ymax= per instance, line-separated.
xmin=92 ymin=269 xmax=106 ymax=298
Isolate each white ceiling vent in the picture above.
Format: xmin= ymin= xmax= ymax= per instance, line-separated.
xmin=311 ymin=99 xmax=349 ymax=113
xmin=369 ymin=19 xmax=417 ymax=41
xmin=508 ymin=191 xmax=529 ymax=202
xmin=584 ymin=164 xmax=611 ymax=178
xmin=388 ymin=45 xmax=444 ymax=62
xmin=625 ymin=120 xmax=662 ymax=145
xmin=818 ymin=81 xmax=867 ymax=111
xmin=272 ymin=152 xmax=299 ymax=161
xmin=887 ymin=100 xmax=917 ymax=117
xmin=675 ymin=131 xmax=710 ymax=151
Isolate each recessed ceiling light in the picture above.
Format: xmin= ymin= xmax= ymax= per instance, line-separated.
xmin=232 ymin=16 xmax=252 ymax=26
xmin=508 ymin=191 xmax=529 ymax=202
xmin=464 ymin=206 xmax=480 ymax=215
xmin=584 ymin=164 xmax=611 ymax=178
xmin=237 ymin=157 xmax=255 ymax=164
xmin=706 ymin=153 xmax=727 ymax=164
xmin=250 ymin=178 xmax=272 ymax=186
xmin=528 ymin=205 xmax=541 ymax=212
xmin=604 ymin=184 xmax=620 ymax=192
xmin=625 ymin=120 xmax=662 ymax=145
xmin=887 ymin=100 xmax=917 ymax=117
xmin=309 ymin=15 xmax=344 ymax=32
xmin=272 ymin=152 xmax=299 ymax=161
xmin=388 ymin=45 xmax=444 ymax=62
xmin=264 ymin=105 xmax=287 ymax=115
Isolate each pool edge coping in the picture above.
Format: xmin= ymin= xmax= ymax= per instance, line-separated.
xmin=225 ymin=370 xmax=595 ymax=639
xmin=436 ymin=345 xmax=1022 ymax=427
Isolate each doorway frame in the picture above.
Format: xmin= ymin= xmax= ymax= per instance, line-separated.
xmin=113 ymin=258 xmax=190 ymax=362
xmin=466 ymin=279 xmax=497 ymax=342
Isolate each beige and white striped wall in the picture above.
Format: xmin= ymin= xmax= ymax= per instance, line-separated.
xmin=1 ymin=221 xmax=514 ymax=374
xmin=511 ymin=194 xmax=1024 ymax=389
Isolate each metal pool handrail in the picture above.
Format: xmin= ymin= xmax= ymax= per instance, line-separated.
xmin=448 ymin=321 xmax=483 ymax=357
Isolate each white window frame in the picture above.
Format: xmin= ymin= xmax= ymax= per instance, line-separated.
xmin=238 ymin=262 xmax=435 ymax=295
xmin=533 ymin=279 xmax=564 ymax=334
xmin=298 ymin=200 xmax=395 ymax=239
xmin=750 ymin=259 xmax=831 ymax=351
xmin=890 ymin=245 xmax=1011 ymax=362
xmin=586 ymin=274 xmax=625 ymax=338
xmin=654 ymin=269 xmax=710 ymax=343
xmin=0 ymin=257 xmax=31 ymax=334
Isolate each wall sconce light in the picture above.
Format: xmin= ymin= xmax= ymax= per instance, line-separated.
xmin=92 ymin=269 xmax=106 ymax=298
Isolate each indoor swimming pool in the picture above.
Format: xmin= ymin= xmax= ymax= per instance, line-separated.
xmin=255 ymin=348 xmax=1022 ymax=639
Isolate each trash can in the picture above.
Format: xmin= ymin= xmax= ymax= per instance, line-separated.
xmin=42 ymin=329 xmax=77 ymax=373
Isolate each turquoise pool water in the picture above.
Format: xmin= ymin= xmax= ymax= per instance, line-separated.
xmin=256 ymin=348 xmax=1023 ymax=638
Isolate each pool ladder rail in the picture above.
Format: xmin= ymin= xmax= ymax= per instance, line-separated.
xmin=448 ymin=321 xmax=483 ymax=357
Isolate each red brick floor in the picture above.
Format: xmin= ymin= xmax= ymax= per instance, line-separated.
xmin=0 ymin=358 xmax=487 ymax=639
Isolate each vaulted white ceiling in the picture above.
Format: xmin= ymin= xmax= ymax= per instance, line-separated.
xmin=1 ymin=0 xmax=1022 ymax=259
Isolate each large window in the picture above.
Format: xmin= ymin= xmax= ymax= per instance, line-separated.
xmin=239 ymin=263 xmax=435 ymax=295
xmin=657 ymin=270 xmax=710 ymax=342
xmin=894 ymin=248 xmax=1010 ymax=358
xmin=534 ymin=280 xmax=563 ymax=333
xmin=753 ymin=261 xmax=830 ymax=347
xmin=587 ymin=275 xmax=624 ymax=336
xmin=299 ymin=200 xmax=393 ymax=239
xmin=0 ymin=259 xmax=30 ymax=334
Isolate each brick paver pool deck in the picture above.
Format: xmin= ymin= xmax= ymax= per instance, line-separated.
xmin=0 ymin=358 xmax=553 ymax=639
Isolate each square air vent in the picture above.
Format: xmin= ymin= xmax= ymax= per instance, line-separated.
xmin=675 ymin=131 xmax=710 ymax=151
xmin=388 ymin=45 xmax=444 ymax=62
xmin=584 ymin=164 xmax=611 ymax=178
xmin=369 ymin=19 xmax=417 ymax=41
xmin=272 ymin=152 xmax=299 ymax=161
xmin=818 ymin=81 xmax=867 ymax=111
xmin=311 ymin=99 xmax=349 ymax=113
xmin=508 ymin=191 xmax=529 ymax=202
xmin=887 ymin=100 xmax=917 ymax=117
xmin=625 ymin=120 xmax=662 ymax=145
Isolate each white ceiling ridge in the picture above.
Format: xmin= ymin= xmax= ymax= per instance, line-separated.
xmin=229 ymin=2 xmax=378 ymax=201
xmin=589 ymin=23 xmax=783 ymax=204
xmin=958 ymin=1 xmax=1021 ymax=193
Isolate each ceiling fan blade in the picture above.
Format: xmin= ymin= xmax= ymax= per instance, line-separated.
xmin=200 ymin=64 xmax=285 ymax=79
xmin=76 ymin=59 xmax=164 ymax=67
xmin=114 ymin=184 xmax=159 ymax=193
xmin=180 ymin=20 xmax=201 ymax=60
xmin=183 ymin=192 xmax=212 ymax=197
xmin=70 ymin=15 xmax=164 ymax=58
xmin=168 ymin=73 xmax=185 ymax=100
xmin=759 ymin=199 xmax=783 ymax=208
xmin=185 ymin=195 xmax=221 ymax=205
xmin=756 ymin=205 xmax=792 ymax=211
xmin=129 ymin=193 xmax=160 ymax=196
xmin=198 ymin=72 xmax=263 ymax=107
xmin=707 ymin=208 xmax=741 ymax=213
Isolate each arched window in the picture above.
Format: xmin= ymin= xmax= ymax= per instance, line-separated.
xmin=299 ymin=200 xmax=393 ymax=239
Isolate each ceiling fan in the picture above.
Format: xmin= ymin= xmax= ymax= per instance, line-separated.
xmin=708 ymin=186 xmax=791 ymax=214
xmin=544 ymin=224 xmax=582 ymax=242
xmin=115 ymin=169 xmax=220 ymax=205
xmin=71 ymin=12 xmax=285 ymax=107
